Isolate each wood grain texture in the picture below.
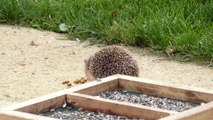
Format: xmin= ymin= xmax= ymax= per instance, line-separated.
xmin=76 ymin=79 xmax=118 ymax=95
xmin=66 ymin=93 xmax=176 ymax=120
xmin=1 ymin=75 xmax=212 ymax=120
xmin=160 ymin=101 xmax=213 ymax=120
xmin=0 ymin=111 xmax=57 ymax=120
xmin=118 ymin=75 xmax=213 ymax=103
xmin=1 ymin=75 xmax=119 ymax=113
xmin=2 ymin=95 xmax=65 ymax=114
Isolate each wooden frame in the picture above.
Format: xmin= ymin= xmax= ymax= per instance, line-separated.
xmin=0 ymin=75 xmax=212 ymax=120
xmin=160 ymin=101 xmax=213 ymax=120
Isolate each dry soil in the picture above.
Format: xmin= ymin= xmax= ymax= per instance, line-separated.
xmin=0 ymin=25 xmax=212 ymax=108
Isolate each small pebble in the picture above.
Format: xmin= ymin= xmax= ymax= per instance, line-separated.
xmin=1 ymin=53 xmax=6 ymax=55
xmin=50 ymin=108 xmax=55 ymax=112
xmin=41 ymin=106 xmax=139 ymax=120
xmin=99 ymin=89 xmax=200 ymax=112
xmin=62 ymin=102 xmax=67 ymax=108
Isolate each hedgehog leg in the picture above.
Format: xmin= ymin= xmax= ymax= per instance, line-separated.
xmin=84 ymin=59 xmax=96 ymax=81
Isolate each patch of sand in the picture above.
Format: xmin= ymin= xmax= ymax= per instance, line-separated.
xmin=0 ymin=25 xmax=212 ymax=108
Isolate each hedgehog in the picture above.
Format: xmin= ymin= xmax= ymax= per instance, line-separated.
xmin=85 ymin=46 xmax=139 ymax=80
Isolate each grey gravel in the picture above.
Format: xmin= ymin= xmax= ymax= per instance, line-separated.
xmin=99 ymin=89 xmax=200 ymax=112
xmin=41 ymin=106 xmax=142 ymax=120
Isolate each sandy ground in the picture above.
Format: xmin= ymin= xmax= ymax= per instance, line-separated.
xmin=0 ymin=25 xmax=213 ymax=108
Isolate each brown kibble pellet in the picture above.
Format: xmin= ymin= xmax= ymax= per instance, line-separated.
xmin=79 ymin=79 xmax=87 ymax=84
xmin=62 ymin=80 xmax=69 ymax=84
xmin=67 ymin=83 xmax=72 ymax=87
xmin=74 ymin=77 xmax=87 ymax=84
xmin=74 ymin=79 xmax=80 ymax=84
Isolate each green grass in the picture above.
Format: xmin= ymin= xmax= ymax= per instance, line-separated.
xmin=0 ymin=0 xmax=212 ymax=63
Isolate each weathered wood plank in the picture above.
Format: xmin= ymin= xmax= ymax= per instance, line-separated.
xmin=73 ymin=74 xmax=119 ymax=96
xmin=118 ymin=75 xmax=213 ymax=103
xmin=66 ymin=93 xmax=176 ymax=120
xmin=1 ymin=75 xmax=119 ymax=113
xmin=2 ymin=95 xmax=65 ymax=115
xmin=1 ymin=75 xmax=212 ymax=120
xmin=159 ymin=101 xmax=213 ymax=120
xmin=75 ymin=78 xmax=118 ymax=95
xmin=0 ymin=110 xmax=57 ymax=120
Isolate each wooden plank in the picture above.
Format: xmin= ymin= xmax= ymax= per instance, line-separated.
xmin=2 ymin=95 xmax=65 ymax=115
xmin=159 ymin=101 xmax=213 ymax=120
xmin=0 ymin=75 xmax=119 ymax=119
xmin=118 ymin=75 xmax=213 ymax=103
xmin=76 ymin=78 xmax=118 ymax=95
xmin=1 ymin=75 xmax=119 ymax=113
xmin=2 ymin=74 xmax=212 ymax=120
xmin=0 ymin=110 xmax=57 ymax=120
xmin=66 ymin=93 xmax=176 ymax=120
xmin=1 ymin=88 xmax=72 ymax=112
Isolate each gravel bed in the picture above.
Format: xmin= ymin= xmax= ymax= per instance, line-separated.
xmin=41 ymin=106 xmax=141 ymax=120
xmin=99 ymin=89 xmax=200 ymax=112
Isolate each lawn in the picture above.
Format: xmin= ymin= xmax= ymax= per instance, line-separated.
xmin=0 ymin=0 xmax=212 ymax=62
